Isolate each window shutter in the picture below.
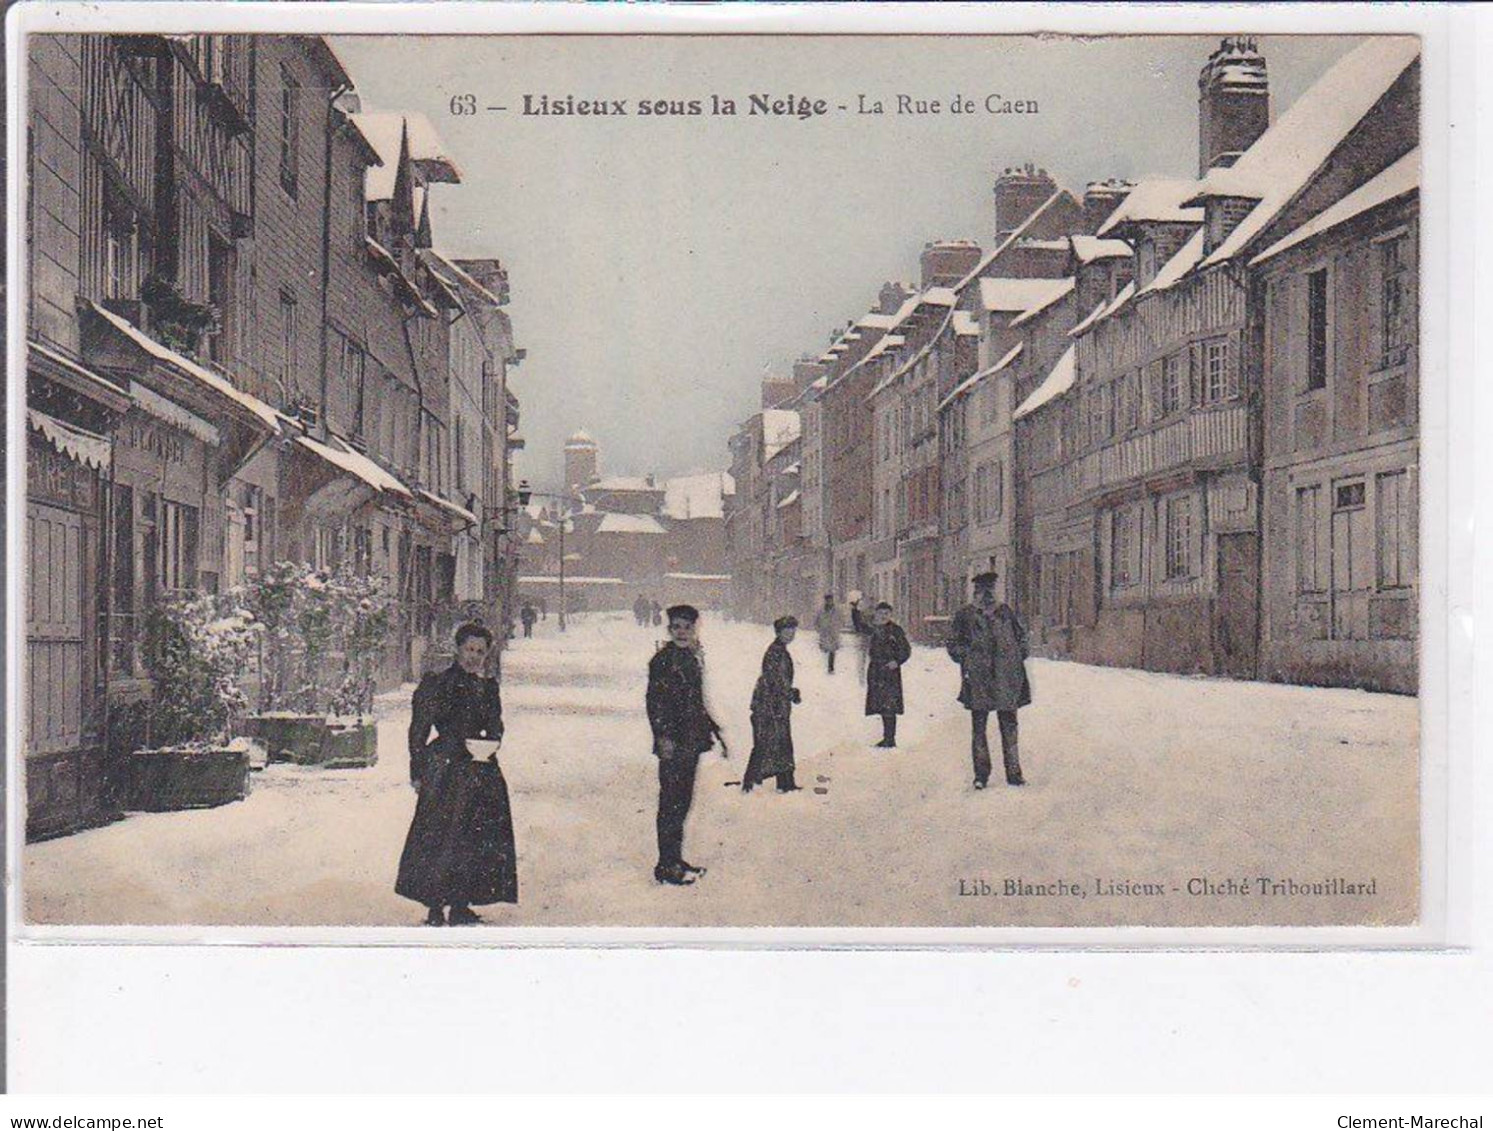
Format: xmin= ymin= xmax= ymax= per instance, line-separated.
xmin=1226 ymin=336 xmax=1241 ymax=399
xmin=1187 ymin=343 xmax=1202 ymax=407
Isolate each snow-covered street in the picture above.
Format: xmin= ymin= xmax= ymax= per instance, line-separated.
xmin=24 ymin=612 xmax=1418 ymax=928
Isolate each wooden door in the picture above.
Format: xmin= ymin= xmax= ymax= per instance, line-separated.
xmin=1330 ymin=485 xmax=1372 ymax=640
xmin=27 ymin=502 xmax=87 ymax=756
xmin=1215 ymin=532 xmax=1259 ymax=678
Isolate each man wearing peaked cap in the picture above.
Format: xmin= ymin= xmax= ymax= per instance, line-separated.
xmin=947 ymin=570 xmax=1032 ymax=789
xmin=645 ymin=603 xmax=722 ymax=885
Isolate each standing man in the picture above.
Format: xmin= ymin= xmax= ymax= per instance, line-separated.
xmin=946 ymin=571 xmax=1030 ymax=789
xmin=851 ymin=598 xmax=912 ymax=748
xmin=743 ymin=615 xmax=802 ymax=793
xmin=520 ymin=601 xmax=537 ymax=638
xmin=814 ymin=593 xmax=842 ymax=675
xmin=645 ymin=604 xmax=726 ymax=885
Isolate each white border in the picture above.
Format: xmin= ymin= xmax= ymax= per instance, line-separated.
xmin=4 ymin=1 xmax=1470 ymax=954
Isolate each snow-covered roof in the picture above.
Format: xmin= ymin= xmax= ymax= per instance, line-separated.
xmin=566 ymin=430 xmax=598 ymax=447
xmin=952 ymin=310 xmax=980 ymax=337
xmin=777 ymin=490 xmax=801 ymax=509
xmin=351 ymin=112 xmax=462 ymax=200
xmin=664 ymin=572 xmax=731 ymax=582
xmin=328 ymin=436 xmax=413 ymax=497
xmin=1070 ymin=235 xmax=1133 ymax=264
xmin=415 ymin=488 xmax=476 ymax=526
xmin=1095 ymin=178 xmax=1203 ymax=237
xmin=980 ymin=276 xmax=1075 ymax=315
xmin=1068 ymin=299 xmax=1109 ymax=339
xmin=421 ymin=249 xmax=506 ymax=309
xmin=1190 ymin=37 xmax=1420 ymax=267
xmin=85 ymin=301 xmax=280 ymax=432
xmin=937 ymin=343 xmax=1023 ymax=413
xmin=588 ymin=475 xmax=661 ymax=493
xmin=1016 ymin=238 xmax=1070 ymax=252
xmin=1013 ymin=345 xmax=1077 ymax=421
xmin=518 ymin=575 xmax=625 ymax=585
xmin=662 ymin=471 xmax=733 ymax=520
xmin=597 ymin=513 xmax=667 ymax=535
xmin=917 ymin=286 xmax=958 ymax=308
xmin=1011 ymin=277 xmax=1077 ymax=327
xmin=763 ymin=409 xmax=801 ymax=461
xmin=857 ymin=310 xmax=898 ymax=330
xmin=957 ymin=189 xmax=1077 ymax=289
xmin=296 ymin=433 xmax=410 ymax=497
xmin=1251 ymin=147 xmax=1419 ymax=266
xmin=525 ymin=528 xmax=545 ymax=545
xmin=1073 ymin=281 xmax=1136 ymax=337
xmin=1136 ymin=229 xmax=1207 ymax=298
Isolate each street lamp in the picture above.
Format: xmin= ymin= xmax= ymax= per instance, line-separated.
xmin=515 ymin=479 xmax=583 ymax=632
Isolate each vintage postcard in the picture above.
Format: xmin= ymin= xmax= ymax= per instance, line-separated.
xmin=9 ymin=6 xmax=1442 ymax=940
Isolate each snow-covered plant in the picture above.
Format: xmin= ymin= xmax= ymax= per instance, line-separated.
xmin=146 ymin=591 xmax=261 ymax=749
xmin=327 ymin=566 xmax=394 ymax=718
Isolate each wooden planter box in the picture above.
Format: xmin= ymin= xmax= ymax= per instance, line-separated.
xmin=128 ymin=745 xmax=251 ymax=811
xmin=239 ymin=715 xmax=377 ymax=768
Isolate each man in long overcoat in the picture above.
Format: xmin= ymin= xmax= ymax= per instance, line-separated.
xmin=743 ymin=616 xmax=802 ymax=792
xmin=814 ymin=594 xmax=842 ymax=674
xmin=645 ymin=604 xmax=725 ymax=885
xmin=946 ymin=571 xmax=1031 ymax=789
xmin=851 ymin=599 xmax=913 ymax=747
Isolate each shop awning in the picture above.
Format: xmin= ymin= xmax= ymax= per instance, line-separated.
xmin=413 ymin=488 xmax=477 ymax=533
xmin=27 ymin=341 xmax=132 ymax=414
xmin=82 ymin=301 xmax=281 ymax=434
xmin=295 ymin=433 xmax=412 ymax=498
xmin=27 ymin=409 xmax=111 ymax=471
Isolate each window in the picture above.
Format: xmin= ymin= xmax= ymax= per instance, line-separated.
xmin=1296 ymin=486 xmax=1324 ymax=594
xmin=158 ymin=500 xmax=200 ymax=594
xmin=279 ymin=291 xmax=297 ymax=397
xmin=1335 ymin=481 xmax=1366 ymax=510
xmin=1380 ymin=234 xmax=1413 ymax=366
xmin=1164 ymin=495 xmax=1194 ymax=580
xmin=1160 ymin=353 xmax=1183 ymax=417
xmin=1111 ymin=506 xmax=1139 ymax=589
xmin=1306 ymin=269 xmax=1329 ymax=391
xmin=353 ymin=527 xmax=374 ymax=577
xmin=1204 ymin=339 xmax=1231 ymax=404
xmin=1120 ymin=371 xmax=1140 ymax=432
xmin=1376 ymin=471 xmax=1413 ymax=589
xmin=243 ymin=483 xmax=261 ymax=553
xmin=278 ymin=65 xmax=300 ymax=195
xmin=102 ymin=179 xmax=140 ymax=302
xmin=207 ymin=233 xmax=232 ymax=362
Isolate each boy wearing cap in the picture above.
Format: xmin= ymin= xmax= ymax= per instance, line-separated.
xmin=947 ymin=571 xmax=1031 ymax=789
xmin=645 ymin=604 xmax=725 ymax=885
xmin=743 ymin=616 xmax=803 ymax=793
xmin=851 ymin=598 xmax=913 ymax=748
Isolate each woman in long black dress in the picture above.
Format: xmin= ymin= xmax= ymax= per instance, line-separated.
xmin=396 ymin=622 xmax=517 ymax=925
xmin=743 ymin=616 xmax=802 ymax=793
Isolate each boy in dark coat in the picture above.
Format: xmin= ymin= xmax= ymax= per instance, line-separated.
xmin=645 ymin=604 xmax=725 ymax=885
xmin=851 ymin=598 xmax=913 ymax=748
xmin=946 ymin=571 xmax=1031 ymax=789
xmin=743 ymin=616 xmax=802 ymax=793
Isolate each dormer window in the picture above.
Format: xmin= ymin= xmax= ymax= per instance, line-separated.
xmin=1204 ymin=196 xmax=1257 ymax=254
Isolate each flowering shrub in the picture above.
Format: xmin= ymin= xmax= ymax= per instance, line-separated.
xmin=146 ymin=591 xmax=261 ymax=748
xmin=243 ymin=561 xmax=394 ymax=716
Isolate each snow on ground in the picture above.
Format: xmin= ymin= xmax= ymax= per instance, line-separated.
xmin=23 ymin=612 xmax=1418 ymax=929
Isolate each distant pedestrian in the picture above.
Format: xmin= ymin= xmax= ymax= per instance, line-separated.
xmin=396 ymin=622 xmax=516 ymax=925
xmin=946 ymin=571 xmax=1030 ymax=789
xmin=520 ymin=602 xmax=537 ymax=638
xmin=539 ymin=597 xmax=547 ymax=621
xmin=814 ymin=593 xmax=842 ymax=674
xmin=743 ymin=616 xmax=802 ymax=793
xmin=650 ymin=600 xmax=663 ymax=627
xmin=645 ymin=604 xmax=726 ymax=885
xmin=633 ymin=594 xmax=649 ymax=628
xmin=851 ymin=599 xmax=912 ymax=748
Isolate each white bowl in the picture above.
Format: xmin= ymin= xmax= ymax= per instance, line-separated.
xmin=466 ymin=738 xmax=501 ymax=758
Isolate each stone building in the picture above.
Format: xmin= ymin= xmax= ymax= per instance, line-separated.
xmin=22 ymin=34 xmax=525 ymax=838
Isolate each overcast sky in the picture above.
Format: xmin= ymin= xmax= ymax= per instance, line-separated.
xmin=329 ymin=33 xmax=1360 ymax=490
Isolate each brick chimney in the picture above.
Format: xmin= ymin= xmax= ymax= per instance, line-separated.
xmin=878 ymin=281 xmax=913 ymax=315
xmin=1198 ymin=37 xmax=1270 ymax=176
xmin=1081 ymin=179 xmax=1134 ymax=235
xmin=919 ymin=240 xmax=983 ymax=287
xmin=993 ymin=163 xmax=1058 ymax=242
